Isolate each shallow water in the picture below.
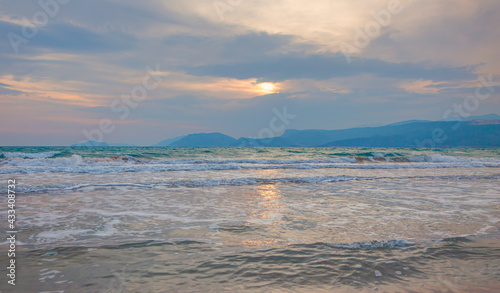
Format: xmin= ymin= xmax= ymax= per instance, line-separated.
xmin=0 ymin=147 xmax=499 ymax=292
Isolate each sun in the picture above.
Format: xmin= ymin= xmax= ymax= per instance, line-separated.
xmin=259 ymin=82 xmax=275 ymax=93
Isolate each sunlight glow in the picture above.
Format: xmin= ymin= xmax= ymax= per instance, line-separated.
xmin=259 ymin=82 xmax=275 ymax=93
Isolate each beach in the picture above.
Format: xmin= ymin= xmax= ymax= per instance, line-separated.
xmin=1 ymin=147 xmax=499 ymax=292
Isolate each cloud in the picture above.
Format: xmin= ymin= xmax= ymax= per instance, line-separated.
xmin=0 ymin=82 xmax=22 ymax=96
xmin=361 ymin=0 xmax=500 ymax=75
xmin=184 ymin=53 xmax=477 ymax=82
xmin=163 ymin=31 xmax=294 ymax=62
xmin=32 ymin=23 xmax=137 ymax=53
xmin=1 ymin=0 xmax=499 ymax=145
xmin=0 ymin=20 xmax=137 ymax=54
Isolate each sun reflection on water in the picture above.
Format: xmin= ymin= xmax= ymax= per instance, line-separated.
xmin=243 ymin=183 xmax=284 ymax=249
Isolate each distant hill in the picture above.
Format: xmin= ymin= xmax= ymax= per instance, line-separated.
xmin=469 ymin=120 xmax=500 ymax=125
xmin=73 ymin=113 xmax=500 ymax=148
xmin=242 ymin=124 xmax=425 ymax=147
xmin=169 ymin=133 xmax=237 ymax=147
xmin=322 ymin=122 xmax=500 ymax=147
xmin=232 ymin=113 xmax=500 ymax=147
xmin=385 ymin=120 xmax=431 ymax=126
xmin=440 ymin=113 xmax=500 ymax=122
xmin=71 ymin=141 xmax=135 ymax=147
xmin=234 ymin=136 xmax=299 ymax=147
xmin=108 ymin=143 xmax=136 ymax=147
xmin=153 ymin=135 xmax=186 ymax=147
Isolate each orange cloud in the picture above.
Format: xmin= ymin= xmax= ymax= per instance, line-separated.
xmin=157 ymin=72 xmax=283 ymax=99
xmin=0 ymin=75 xmax=104 ymax=106
xmin=400 ymin=79 xmax=444 ymax=94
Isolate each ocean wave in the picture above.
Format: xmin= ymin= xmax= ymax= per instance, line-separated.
xmin=3 ymin=153 xmax=500 ymax=164
xmin=14 ymin=174 xmax=500 ymax=193
xmin=2 ymin=154 xmax=500 ymax=174
xmin=146 ymin=157 xmax=358 ymax=165
xmin=0 ymin=151 xmax=61 ymax=159
xmin=327 ymin=239 xmax=415 ymax=250
xmin=1 ymin=162 xmax=500 ymax=174
xmin=408 ymin=154 xmax=477 ymax=163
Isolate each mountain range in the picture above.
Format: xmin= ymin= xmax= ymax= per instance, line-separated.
xmin=72 ymin=114 xmax=500 ymax=148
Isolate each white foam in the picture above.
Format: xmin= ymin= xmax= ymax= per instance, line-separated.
xmin=17 ymin=174 xmax=500 ymax=193
xmin=1 ymin=151 xmax=60 ymax=159
xmin=407 ymin=154 xmax=500 ymax=163
xmin=93 ymin=219 xmax=121 ymax=237
xmin=37 ymin=229 xmax=92 ymax=239
xmin=329 ymin=239 xmax=415 ymax=250
xmin=2 ymin=153 xmax=500 ymax=175
xmin=3 ymin=161 xmax=500 ymax=175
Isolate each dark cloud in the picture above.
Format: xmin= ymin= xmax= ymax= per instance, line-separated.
xmin=0 ymin=20 xmax=24 ymax=54
xmin=161 ymin=32 xmax=296 ymax=65
xmin=0 ymin=0 xmax=185 ymax=29
xmin=0 ymin=83 xmax=22 ymax=96
xmin=184 ymin=53 xmax=477 ymax=82
xmin=0 ymin=21 xmax=137 ymax=53
xmin=37 ymin=23 xmax=136 ymax=52
xmin=220 ymin=32 xmax=294 ymax=59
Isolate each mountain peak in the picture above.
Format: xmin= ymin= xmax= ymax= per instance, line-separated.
xmin=169 ymin=132 xmax=237 ymax=147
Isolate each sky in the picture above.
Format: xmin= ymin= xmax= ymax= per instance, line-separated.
xmin=0 ymin=0 xmax=499 ymax=146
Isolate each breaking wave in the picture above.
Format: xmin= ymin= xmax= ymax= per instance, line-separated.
xmin=1 ymin=151 xmax=500 ymax=174
xmin=15 ymin=174 xmax=500 ymax=193
xmin=327 ymin=239 xmax=415 ymax=250
xmin=0 ymin=151 xmax=61 ymax=159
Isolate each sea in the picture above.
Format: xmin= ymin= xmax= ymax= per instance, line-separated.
xmin=0 ymin=147 xmax=499 ymax=292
